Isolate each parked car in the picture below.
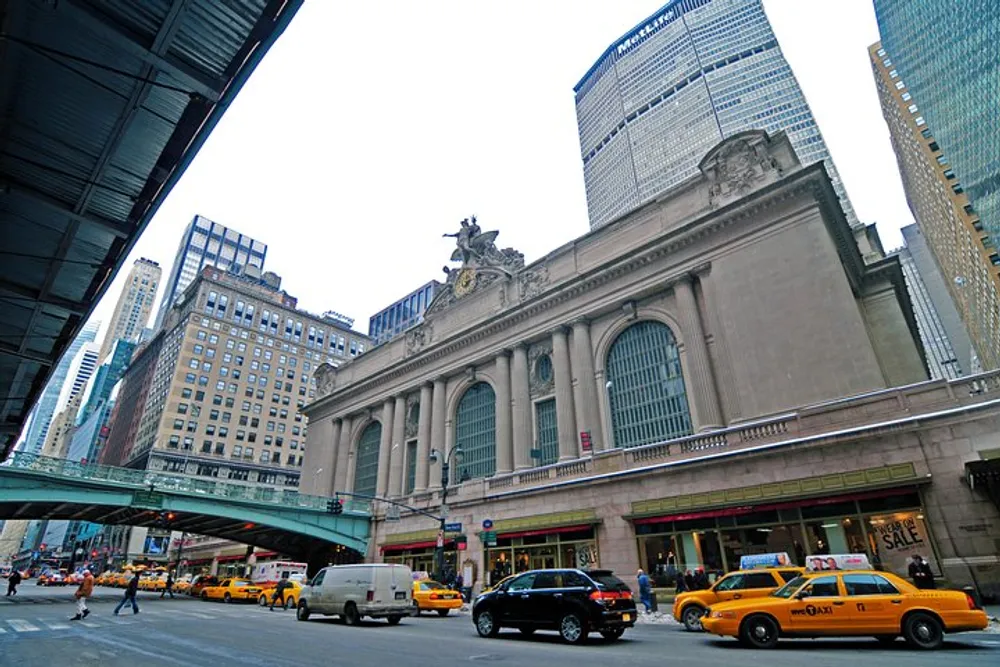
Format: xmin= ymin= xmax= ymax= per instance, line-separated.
xmin=673 ymin=565 xmax=804 ymax=631
xmin=200 ymin=578 xmax=262 ymax=603
xmin=257 ymin=580 xmax=304 ymax=609
xmin=412 ymin=579 xmax=463 ymax=616
xmin=297 ymin=564 xmax=413 ymax=626
xmin=472 ymin=568 xmax=636 ymax=644
xmin=189 ymin=574 xmax=219 ymax=597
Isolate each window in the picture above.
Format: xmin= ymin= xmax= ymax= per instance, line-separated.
xmin=248 ymin=432 xmax=257 ymax=443
xmin=181 ymin=388 xmax=192 ymax=399
xmin=744 ymin=573 xmax=778 ymax=589
xmin=201 ymin=440 xmax=212 ymax=453
xmin=206 ymin=425 xmax=216 ymax=436
xmin=534 ymin=398 xmax=558 ymax=465
xmin=843 ymin=574 xmax=899 ymax=596
xmin=714 ymin=574 xmax=745 ymax=591
xmin=182 ymin=437 xmax=193 ymax=451
xmin=405 ymin=441 xmax=418 ymax=495
xmin=232 ymin=445 xmax=243 ymax=457
xmin=177 ymin=403 xmax=188 ymax=415
xmin=172 ymin=419 xmax=184 ymax=430
xmin=805 ymin=576 xmax=839 ymax=597
xmin=454 ymin=382 xmax=496 ymax=481
xmin=353 ymin=422 xmax=382 ymax=496
xmin=272 ymin=452 xmax=281 ymax=464
xmin=168 ymin=435 xmax=180 ymax=448
xmin=261 ymin=450 xmax=270 ymax=463
xmin=507 ymin=573 xmax=536 ymax=592
xmin=236 ymin=430 xmax=246 ymax=441
xmin=606 ymin=321 xmax=692 ymax=449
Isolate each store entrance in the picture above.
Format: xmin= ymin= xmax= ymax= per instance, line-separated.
xmin=529 ymin=547 xmax=557 ymax=570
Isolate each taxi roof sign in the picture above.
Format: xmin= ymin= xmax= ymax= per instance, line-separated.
xmin=805 ymin=553 xmax=871 ymax=571
xmin=412 ymin=571 xmax=431 ymax=581
xmin=738 ymin=553 xmax=793 ymax=570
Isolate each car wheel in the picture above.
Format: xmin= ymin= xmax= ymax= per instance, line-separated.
xmin=285 ymin=597 xmax=295 ymax=610
xmin=558 ymin=613 xmax=588 ymax=644
xmin=518 ymin=627 xmax=536 ymax=636
xmin=223 ymin=593 xmax=232 ymax=604
xmin=258 ymin=595 xmax=268 ymax=607
xmin=682 ymin=605 xmax=706 ymax=632
xmin=475 ymin=610 xmax=500 ymax=638
xmin=437 ymin=609 xmax=450 ymax=617
xmin=600 ymin=628 xmax=625 ymax=641
xmin=874 ymin=635 xmax=897 ymax=644
xmin=903 ymin=612 xmax=943 ymax=650
xmin=296 ymin=602 xmax=310 ymax=622
xmin=344 ymin=602 xmax=360 ymax=626
xmin=413 ymin=601 xmax=421 ymax=615
xmin=739 ymin=614 xmax=780 ymax=649
xmin=387 ymin=615 xmax=402 ymax=626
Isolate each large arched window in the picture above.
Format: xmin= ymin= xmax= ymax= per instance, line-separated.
xmin=353 ymin=421 xmax=382 ymax=496
xmin=606 ymin=320 xmax=692 ymax=449
xmin=455 ymin=382 xmax=496 ymax=481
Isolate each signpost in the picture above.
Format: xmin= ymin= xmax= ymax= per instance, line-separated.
xmin=482 ymin=519 xmax=493 ymax=530
xmin=444 ymin=522 xmax=462 ymax=533
xmin=482 ymin=531 xmax=497 ymax=547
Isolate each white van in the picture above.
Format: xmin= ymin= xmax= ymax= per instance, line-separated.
xmin=296 ymin=564 xmax=414 ymax=626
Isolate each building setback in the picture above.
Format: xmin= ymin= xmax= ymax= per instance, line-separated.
xmin=97 ymin=258 xmax=161 ymax=362
xmin=294 ymin=133 xmax=1000 ymax=598
xmin=869 ymin=42 xmax=1000 ymax=370
xmin=368 ymin=281 xmax=441 ymax=346
xmin=575 ymin=0 xmax=858 ymax=230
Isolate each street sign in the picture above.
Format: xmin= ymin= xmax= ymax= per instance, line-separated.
xmin=482 ymin=519 xmax=493 ymax=530
xmin=386 ymin=504 xmax=400 ymax=522
xmin=444 ymin=522 xmax=462 ymax=533
xmin=482 ymin=531 xmax=497 ymax=547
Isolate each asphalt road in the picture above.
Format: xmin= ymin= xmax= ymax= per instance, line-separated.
xmin=2 ymin=586 xmax=998 ymax=667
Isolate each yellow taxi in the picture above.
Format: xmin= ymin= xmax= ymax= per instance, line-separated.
xmin=412 ymin=578 xmax=464 ymax=616
xmin=256 ymin=580 xmax=303 ymax=609
xmin=200 ymin=578 xmax=263 ymax=603
xmin=700 ymin=554 xmax=989 ymax=650
xmin=139 ymin=573 xmax=167 ymax=592
xmin=673 ymin=553 xmax=804 ymax=631
xmin=173 ymin=578 xmax=192 ymax=595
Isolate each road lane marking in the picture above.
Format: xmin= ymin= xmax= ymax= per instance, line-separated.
xmin=43 ymin=620 xmax=70 ymax=630
xmin=79 ymin=621 xmax=101 ymax=628
xmin=7 ymin=619 xmax=40 ymax=632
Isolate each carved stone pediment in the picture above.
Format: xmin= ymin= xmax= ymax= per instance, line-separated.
xmin=405 ymin=323 xmax=433 ymax=356
xmin=519 ymin=265 xmax=549 ymax=301
xmin=700 ymin=130 xmax=784 ymax=210
xmin=313 ymin=362 xmax=338 ymax=398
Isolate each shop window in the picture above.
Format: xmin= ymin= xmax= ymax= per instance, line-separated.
xmin=865 ymin=511 xmax=935 ymax=576
xmin=534 ymin=398 xmax=558 ymax=466
xmin=805 ymin=517 xmax=867 ymax=557
xmin=801 ymin=501 xmax=857 ymax=520
xmin=353 ymin=421 xmax=382 ymax=497
xmin=858 ymin=492 xmax=921 ymax=514
xmin=454 ymin=382 xmax=496 ymax=482
xmin=606 ymin=321 xmax=692 ymax=449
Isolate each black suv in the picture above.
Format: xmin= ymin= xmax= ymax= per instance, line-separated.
xmin=472 ymin=568 xmax=636 ymax=644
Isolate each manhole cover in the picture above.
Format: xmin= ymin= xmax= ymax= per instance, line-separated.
xmin=469 ymin=655 xmax=505 ymax=662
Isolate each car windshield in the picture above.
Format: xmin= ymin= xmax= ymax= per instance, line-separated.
xmin=771 ymin=576 xmax=807 ymax=599
xmin=233 ymin=581 xmax=250 ymax=587
xmin=589 ymin=572 xmax=629 ymax=591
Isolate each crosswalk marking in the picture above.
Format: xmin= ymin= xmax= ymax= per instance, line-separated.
xmin=43 ymin=620 xmax=70 ymax=630
xmin=79 ymin=621 xmax=101 ymax=628
xmin=0 ymin=625 xmax=6 ymax=633
xmin=7 ymin=619 xmax=40 ymax=632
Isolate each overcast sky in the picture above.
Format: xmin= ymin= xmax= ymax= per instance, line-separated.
xmin=88 ymin=0 xmax=910 ymax=340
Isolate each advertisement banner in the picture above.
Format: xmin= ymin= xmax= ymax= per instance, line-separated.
xmin=804 ymin=553 xmax=871 ymax=571
xmin=867 ymin=513 xmax=937 ymax=575
xmin=738 ymin=553 xmax=792 ymax=570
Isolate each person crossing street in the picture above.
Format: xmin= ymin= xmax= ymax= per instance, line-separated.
xmin=269 ymin=575 xmax=292 ymax=611
xmin=114 ymin=570 xmax=141 ymax=615
xmin=6 ymin=569 xmax=21 ymax=596
xmin=70 ymin=569 xmax=94 ymax=621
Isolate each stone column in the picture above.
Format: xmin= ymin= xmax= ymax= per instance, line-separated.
xmin=414 ymin=383 xmax=433 ymax=493
xmin=552 ymin=327 xmax=578 ymax=461
xmin=511 ymin=344 xmax=532 ymax=470
xmin=495 ymin=351 xmax=513 ymax=474
xmin=571 ymin=319 xmax=603 ymax=452
xmin=674 ymin=275 xmax=723 ymax=430
xmin=388 ymin=395 xmax=407 ymax=497
xmin=333 ymin=416 xmax=353 ymax=492
xmin=321 ymin=419 xmax=342 ymax=496
xmin=376 ymin=398 xmax=394 ymax=497
xmin=429 ymin=378 xmax=446 ymax=488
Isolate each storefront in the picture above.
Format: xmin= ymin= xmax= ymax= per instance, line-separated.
xmin=380 ymin=528 xmax=460 ymax=577
xmin=484 ymin=526 xmax=599 ymax=587
xmin=633 ymin=487 xmax=938 ymax=585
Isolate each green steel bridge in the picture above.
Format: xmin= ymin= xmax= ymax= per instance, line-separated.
xmin=0 ymin=453 xmax=370 ymax=568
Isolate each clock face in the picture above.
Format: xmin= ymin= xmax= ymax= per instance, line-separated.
xmin=454 ymin=268 xmax=477 ymax=297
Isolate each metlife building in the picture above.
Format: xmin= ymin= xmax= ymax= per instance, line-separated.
xmin=575 ymin=0 xmax=858 ymax=230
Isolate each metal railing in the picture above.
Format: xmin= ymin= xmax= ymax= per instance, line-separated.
xmin=0 ymin=452 xmax=370 ymax=515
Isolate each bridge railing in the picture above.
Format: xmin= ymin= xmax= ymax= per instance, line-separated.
xmin=0 ymin=452 xmax=370 ymax=514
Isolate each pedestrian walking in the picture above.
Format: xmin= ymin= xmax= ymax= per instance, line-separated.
xmin=636 ymin=569 xmax=653 ymax=613
xmin=6 ymin=569 xmax=21 ymax=596
xmin=270 ymin=575 xmax=292 ymax=611
xmin=160 ymin=571 xmax=175 ymax=599
xmin=908 ymin=554 xmax=936 ymax=590
xmin=71 ymin=569 xmax=94 ymax=621
xmin=114 ymin=571 xmax=141 ymax=615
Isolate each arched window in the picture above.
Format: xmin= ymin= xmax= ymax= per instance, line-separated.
xmin=606 ymin=320 xmax=692 ymax=449
xmin=353 ymin=421 xmax=382 ymax=496
xmin=454 ymin=382 xmax=496 ymax=481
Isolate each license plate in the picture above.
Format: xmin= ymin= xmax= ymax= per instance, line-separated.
xmin=622 ymin=614 xmax=631 ymax=622
xmin=395 ymin=591 xmax=406 ymax=600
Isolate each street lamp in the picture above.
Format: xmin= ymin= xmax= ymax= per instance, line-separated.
xmin=312 ymin=467 xmax=323 ymax=493
xmin=429 ymin=446 xmax=464 ymax=581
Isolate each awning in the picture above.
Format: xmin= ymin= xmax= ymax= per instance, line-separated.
xmin=966 ymin=459 xmax=1000 ymax=508
xmin=632 ymin=486 xmax=920 ymax=525
xmin=496 ymin=524 xmax=596 ymax=539
xmin=216 ymin=554 xmax=246 ymax=563
xmin=381 ymin=540 xmax=441 ymax=554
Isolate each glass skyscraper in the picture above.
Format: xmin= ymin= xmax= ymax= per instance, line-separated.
xmin=154 ymin=215 xmax=267 ymax=330
xmin=874 ymin=0 xmax=1000 ymax=252
xmin=575 ymin=0 xmax=858 ymax=229
xmin=16 ymin=320 xmax=100 ymax=455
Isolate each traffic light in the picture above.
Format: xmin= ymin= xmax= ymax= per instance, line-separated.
xmin=328 ymin=497 xmax=343 ymax=515
xmin=154 ymin=511 xmax=176 ymax=529
xmin=455 ymin=534 xmax=468 ymax=551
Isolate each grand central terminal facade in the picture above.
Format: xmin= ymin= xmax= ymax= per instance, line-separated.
xmin=302 ymin=131 xmax=1000 ymax=597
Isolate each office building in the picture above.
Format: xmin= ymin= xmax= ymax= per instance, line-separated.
xmin=97 ymin=258 xmax=161 ymax=362
xmin=154 ymin=215 xmax=267 ymax=330
xmin=574 ymin=0 xmax=858 ymax=230
xmin=52 ymin=342 xmax=101 ymax=422
xmin=77 ymin=339 xmax=137 ymax=426
xmin=117 ymin=265 xmax=369 ymax=488
xmin=874 ymin=0 xmax=1000 ymax=252
xmin=368 ymin=281 xmax=441 ymax=346
xmin=16 ymin=320 xmax=100 ymax=455
xmin=870 ymin=42 xmax=1000 ymax=370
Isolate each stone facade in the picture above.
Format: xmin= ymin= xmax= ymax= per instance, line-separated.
xmin=300 ymin=131 xmax=970 ymax=592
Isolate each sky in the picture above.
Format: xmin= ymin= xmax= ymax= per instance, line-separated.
xmin=87 ymin=0 xmax=912 ymax=341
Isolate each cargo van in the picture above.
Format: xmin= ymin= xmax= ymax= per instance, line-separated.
xmin=296 ymin=564 xmax=414 ymax=626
